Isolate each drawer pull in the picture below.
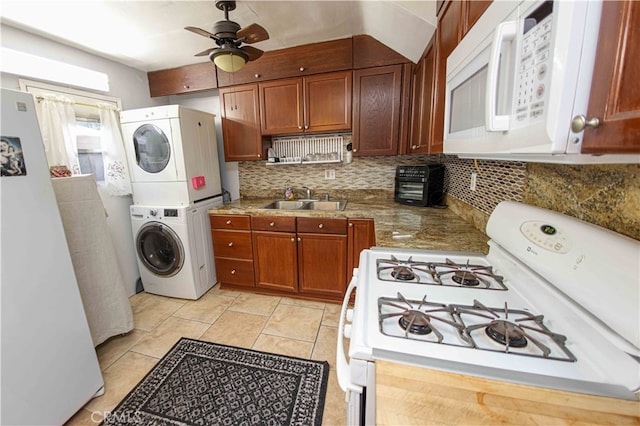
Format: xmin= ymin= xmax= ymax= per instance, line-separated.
xmin=226 ymin=219 xmax=232 ymax=225
xmin=318 ymin=223 xmax=324 ymax=229
xmin=297 ymin=237 xmax=301 ymax=242
xmin=230 ymin=269 xmax=236 ymax=275
xmin=254 ymin=74 xmax=260 ymax=78
xmin=291 ymin=237 xmax=295 ymax=242
xmin=349 ymin=223 xmax=354 ymax=228
xmin=269 ymin=221 xmax=275 ymax=227
xmin=228 ymin=242 xmax=234 ymax=247
xmin=299 ymin=67 xmax=305 ymax=72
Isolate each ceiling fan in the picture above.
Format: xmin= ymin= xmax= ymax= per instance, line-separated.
xmin=185 ymin=0 xmax=269 ymax=73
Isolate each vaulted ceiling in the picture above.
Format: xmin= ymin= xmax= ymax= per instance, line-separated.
xmin=1 ymin=1 xmax=437 ymax=72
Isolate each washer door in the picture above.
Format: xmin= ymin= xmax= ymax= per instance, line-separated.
xmin=133 ymin=124 xmax=171 ymax=174
xmin=136 ymin=222 xmax=184 ymax=277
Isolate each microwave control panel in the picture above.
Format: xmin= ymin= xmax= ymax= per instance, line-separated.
xmin=515 ymin=1 xmax=553 ymax=126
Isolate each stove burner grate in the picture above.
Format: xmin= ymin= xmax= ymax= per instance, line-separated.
xmin=378 ymin=292 xmax=464 ymax=343
xmin=453 ymin=300 xmax=576 ymax=361
xmin=433 ymin=258 xmax=506 ymax=289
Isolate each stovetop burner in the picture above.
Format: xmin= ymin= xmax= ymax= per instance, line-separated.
xmin=376 ymin=256 xmax=507 ymax=290
xmin=377 ymin=293 xmax=576 ymax=361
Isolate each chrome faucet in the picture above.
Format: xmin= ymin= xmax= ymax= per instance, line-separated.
xmin=289 ymin=186 xmax=312 ymax=200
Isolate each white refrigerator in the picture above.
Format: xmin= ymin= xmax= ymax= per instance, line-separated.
xmin=1 ymin=89 xmax=104 ymax=425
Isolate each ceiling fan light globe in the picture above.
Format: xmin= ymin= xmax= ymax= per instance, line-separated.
xmin=212 ymin=51 xmax=246 ymax=72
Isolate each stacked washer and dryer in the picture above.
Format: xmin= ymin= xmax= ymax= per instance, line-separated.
xmin=120 ymin=105 xmax=222 ymax=300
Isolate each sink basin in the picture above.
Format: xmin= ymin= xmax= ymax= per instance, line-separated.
xmin=303 ymin=200 xmax=347 ymax=211
xmin=261 ymin=200 xmax=308 ymax=210
xmin=260 ymin=199 xmax=347 ymax=211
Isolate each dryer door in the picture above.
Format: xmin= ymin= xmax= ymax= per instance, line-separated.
xmin=122 ymin=120 xmax=179 ymax=183
xmin=136 ymin=222 xmax=184 ymax=277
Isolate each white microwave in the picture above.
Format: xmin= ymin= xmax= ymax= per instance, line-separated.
xmin=443 ymin=0 xmax=637 ymax=164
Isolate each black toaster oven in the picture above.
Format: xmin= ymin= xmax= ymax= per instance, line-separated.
xmin=394 ymin=164 xmax=445 ymax=206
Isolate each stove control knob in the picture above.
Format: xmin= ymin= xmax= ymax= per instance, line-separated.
xmin=343 ymin=324 xmax=352 ymax=338
xmin=346 ymin=308 xmax=354 ymax=322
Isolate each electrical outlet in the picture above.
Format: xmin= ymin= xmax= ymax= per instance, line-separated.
xmin=325 ymin=169 xmax=336 ymax=180
xmin=470 ymin=172 xmax=477 ymax=191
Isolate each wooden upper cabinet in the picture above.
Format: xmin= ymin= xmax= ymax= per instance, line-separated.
xmin=259 ymin=70 xmax=352 ymax=136
xmin=462 ymin=1 xmax=492 ymax=36
xmin=581 ymin=0 xmax=640 ymax=154
xmin=432 ymin=0 xmax=464 ymax=153
xmin=219 ymin=84 xmax=263 ymax=161
xmin=217 ymin=38 xmax=353 ymax=87
xmin=352 ymin=64 xmax=404 ymax=156
xmin=407 ymin=37 xmax=436 ymax=155
xmin=353 ymin=35 xmax=411 ymax=69
xmin=147 ymin=62 xmax=217 ymax=97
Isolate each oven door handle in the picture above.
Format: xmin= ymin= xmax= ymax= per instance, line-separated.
xmin=336 ymin=274 xmax=362 ymax=394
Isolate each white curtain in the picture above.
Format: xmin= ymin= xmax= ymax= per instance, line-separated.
xmin=97 ymin=103 xmax=132 ymax=196
xmin=36 ymin=94 xmax=80 ymax=174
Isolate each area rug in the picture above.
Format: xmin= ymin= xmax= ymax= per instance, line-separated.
xmin=102 ymin=338 xmax=329 ymax=426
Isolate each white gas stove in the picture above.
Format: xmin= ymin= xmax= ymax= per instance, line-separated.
xmin=337 ymin=201 xmax=640 ymax=425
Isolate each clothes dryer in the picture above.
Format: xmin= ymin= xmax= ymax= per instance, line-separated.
xmin=130 ymin=198 xmax=221 ymax=299
xmin=120 ymin=105 xmax=222 ymax=205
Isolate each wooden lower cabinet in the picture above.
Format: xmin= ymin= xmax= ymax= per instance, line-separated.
xmin=252 ymin=230 xmax=298 ymax=292
xmin=298 ymin=231 xmax=348 ymax=300
xmin=210 ymin=213 xmax=374 ymax=302
xmin=210 ymin=214 xmax=255 ymax=288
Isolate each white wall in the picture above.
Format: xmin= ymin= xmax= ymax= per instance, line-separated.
xmin=0 ymin=24 xmax=164 ymax=295
xmin=168 ymin=91 xmax=241 ymax=200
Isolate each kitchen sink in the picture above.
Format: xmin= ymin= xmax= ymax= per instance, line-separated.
xmin=261 ymin=200 xmax=309 ymax=210
xmin=303 ymin=200 xmax=347 ymax=211
xmin=260 ymin=199 xmax=347 ymax=211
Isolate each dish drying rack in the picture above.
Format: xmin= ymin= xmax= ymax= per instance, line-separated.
xmin=267 ymin=134 xmax=345 ymax=165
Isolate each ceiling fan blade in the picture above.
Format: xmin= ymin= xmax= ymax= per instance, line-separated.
xmin=242 ymin=45 xmax=264 ymax=62
xmin=237 ymin=23 xmax=269 ymax=44
xmin=185 ymin=26 xmax=217 ymax=39
xmin=194 ymin=48 xmax=216 ymax=57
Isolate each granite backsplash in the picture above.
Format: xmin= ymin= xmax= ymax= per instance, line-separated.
xmin=238 ymin=156 xmax=639 ymax=241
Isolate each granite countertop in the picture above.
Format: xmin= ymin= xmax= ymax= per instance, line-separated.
xmin=209 ymin=198 xmax=489 ymax=254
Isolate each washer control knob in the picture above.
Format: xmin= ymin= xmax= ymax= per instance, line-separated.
xmin=149 ymin=209 xmax=158 ymax=216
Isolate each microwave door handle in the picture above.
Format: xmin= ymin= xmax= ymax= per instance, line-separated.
xmin=486 ymin=20 xmax=517 ymax=132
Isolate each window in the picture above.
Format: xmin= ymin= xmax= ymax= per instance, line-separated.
xmin=19 ymin=79 xmax=122 ymax=182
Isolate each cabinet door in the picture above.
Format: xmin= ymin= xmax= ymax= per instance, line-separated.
xmin=463 ymin=1 xmax=492 ymax=36
xmin=252 ymin=231 xmax=298 ymax=292
xmin=147 ymin=62 xmax=217 ymax=97
xmin=219 ymin=84 xmax=263 ymax=161
xmin=304 ymin=71 xmax=352 ymax=133
xmin=347 ymin=219 xmax=376 ymax=277
xmin=432 ymin=0 xmax=463 ymax=153
xmin=353 ymin=65 xmax=403 ymax=156
xmin=581 ymin=1 xmax=640 ymax=154
xmin=259 ymin=78 xmax=304 ymax=135
xmin=297 ymin=233 xmax=347 ymax=300
xmin=408 ymin=38 xmax=436 ymax=154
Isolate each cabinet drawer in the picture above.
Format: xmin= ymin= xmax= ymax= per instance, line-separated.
xmin=251 ymin=216 xmax=296 ymax=232
xmin=211 ymin=230 xmax=253 ymax=259
xmin=210 ymin=214 xmax=251 ymax=230
xmin=215 ymin=258 xmax=255 ymax=287
xmin=297 ymin=217 xmax=347 ymax=234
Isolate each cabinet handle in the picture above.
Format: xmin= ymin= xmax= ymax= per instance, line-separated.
xmin=257 ymin=154 xmax=261 ymax=158
xmin=571 ymin=115 xmax=600 ymax=133
xmin=297 ymin=237 xmax=301 ymax=242
xmin=254 ymin=74 xmax=260 ymax=78
xmin=183 ymin=85 xmax=190 ymax=89
xmin=298 ymin=126 xmax=303 ymax=130
xmin=269 ymin=221 xmax=275 ymax=227
xmin=228 ymin=242 xmax=234 ymax=247
xmin=304 ymin=125 xmax=309 ymax=130
xmin=353 ymin=148 xmax=357 ymax=153
xmin=226 ymin=219 xmax=232 ymax=225
xmin=318 ymin=223 xmax=324 ymax=229
xmin=230 ymin=269 xmax=236 ymax=275
xmin=411 ymin=145 xmax=418 ymax=150
xmin=299 ymin=67 xmax=305 ymax=72
xmin=291 ymin=237 xmax=295 ymax=242
xmin=348 ymin=223 xmax=354 ymax=228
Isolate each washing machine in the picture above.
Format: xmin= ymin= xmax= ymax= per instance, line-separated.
xmin=130 ymin=198 xmax=222 ymax=299
xmin=120 ymin=105 xmax=222 ymax=206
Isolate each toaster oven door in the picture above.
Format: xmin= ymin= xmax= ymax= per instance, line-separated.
xmin=394 ymin=180 xmax=428 ymax=205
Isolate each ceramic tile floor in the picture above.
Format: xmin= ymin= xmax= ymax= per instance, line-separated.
xmin=65 ymin=285 xmax=347 ymax=425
